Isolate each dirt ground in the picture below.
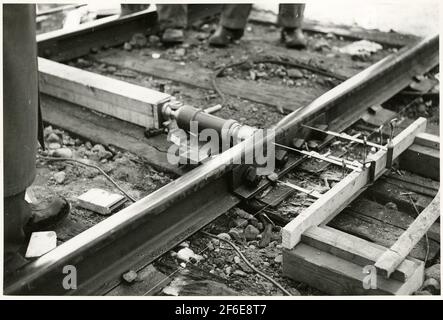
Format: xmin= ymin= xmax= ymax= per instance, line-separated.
xmin=32 ymin=13 xmax=440 ymax=296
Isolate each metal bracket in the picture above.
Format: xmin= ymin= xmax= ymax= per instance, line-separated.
xmin=368 ymin=160 xmax=377 ymax=185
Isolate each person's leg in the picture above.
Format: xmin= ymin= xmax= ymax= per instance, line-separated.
xmin=3 ymin=4 xmax=70 ymax=277
xmin=4 ymin=192 xmax=30 ymax=255
xmin=3 ymin=4 xmax=38 ymax=273
xmin=3 ymin=4 xmax=38 ymax=197
xmin=120 ymin=4 xmax=150 ymax=16
xmin=209 ymin=4 xmax=252 ymax=47
xmin=219 ymin=4 xmax=252 ymax=30
xmin=157 ymin=4 xmax=188 ymax=44
xmin=278 ymin=4 xmax=307 ymax=49
xmin=278 ymin=3 xmax=305 ymax=28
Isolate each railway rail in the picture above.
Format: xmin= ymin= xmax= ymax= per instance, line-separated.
xmin=5 ymin=6 xmax=440 ymax=295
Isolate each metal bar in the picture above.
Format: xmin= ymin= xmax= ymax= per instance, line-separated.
xmin=37 ymin=4 xmax=87 ymax=17
xmin=274 ymin=35 xmax=438 ymax=140
xmin=37 ymin=4 xmax=223 ymax=61
xmin=6 ymin=35 xmax=439 ymax=295
xmin=277 ymin=181 xmax=321 ymax=199
xmin=274 ymin=142 xmax=362 ymax=172
xmin=301 ymin=124 xmax=387 ymax=150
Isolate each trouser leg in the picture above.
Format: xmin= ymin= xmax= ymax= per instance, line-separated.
xmin=3 ymin=4 xmax=38 ymax=258
xmin=278 ymin=3 xmax=305 ymax=29
xmin=120 ymin=4 xmax=150 ymax=15
xmin=219 ymin=4 xmax=252 ymax=30
xmin=4 ymin=192 xmax=31 ymax=259
xmin=157 ymin=4 xmax=188 ymax=30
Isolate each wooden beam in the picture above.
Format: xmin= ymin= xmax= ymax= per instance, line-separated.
xmin=40 ymin=93 xmax=182 ymax=175
xmin=375 ymin=191 xmax=440 ymax=278
xmin=343 ymin=198 xmax=440 ymax=243
xmin=329 ymin=205 xmax=440 ymax=261
xmin=95 ymin=50 xmax=325 ymax=112
xmin=282 ymin=118 xmax=427 ymax=249
xmin=368 ymin=178 xmax=434 ymax=216
xmin=383 ymin=174 xmax=438 ymax=197
xmin=399 ymin=143 xmax=440 ymax=181
xmin=414 ymin=132 xmax=440 ymax=150
xmin=38 ymin=57 xmax=170 ymax=129
xmin=282 ymin=244 xmax=424 ymax=295
xmin=302 ymin=226 xmax=421 ymax=282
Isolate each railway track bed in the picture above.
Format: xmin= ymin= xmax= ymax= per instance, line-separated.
xmin=6 ymin=6 xmax=439 ymax=296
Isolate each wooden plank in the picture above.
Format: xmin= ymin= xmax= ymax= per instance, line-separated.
xmin=387 ymin=171 xmax=439 ymax=191
xmin=382 ymin=175 xmax=438 ymax=198
xmin=39 ymin=57 xmax=170 ymax=129
xmin=367 ymin=179 xmax=433 ymax=216
xmin=282 ymin=118 xmax=427 ymax=249
xmin=346 ymin=198 xmax=440 ymax=243
xmin=399 ymin=144 xmax=440 ymax=181
xmin=283 ymin=169 xmax=368 ymax=249
xmin=375 ymin=191 xmax=440 ymax=277
xmin=282 ymin=244 xmax=424 ymax=295
xmin=329 ymin=207 xmax=439 ymax=261
xmin=249 ymin=9 xmax=419 ymax=47
xmin=95 ymin=50 xmax=325 ymax=112
xmin=377 ymin=118 xmax=428 ymax=176
xmin=302 ymin=226 xmax=421 ymax=282
xmin=40 ymin=93 xmax=182 ymax=175
xmin=414 ymin=132 xmax=440 ymax=150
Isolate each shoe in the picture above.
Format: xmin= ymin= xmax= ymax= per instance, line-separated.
xmin=161 ymin=28 xmax=185 ymax=44
xmin=281 ymin=28 xmax=307 ymax=49
xmin=208 ymin=26 xmax=244 ymax=47
xmin=25 ymin=195 xmax=70 ymax=234
xmin=4 ymin=252 xmax=28 ymax=278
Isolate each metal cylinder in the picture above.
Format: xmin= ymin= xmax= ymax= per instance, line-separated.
xmin=174 ymin=105 xmax=232 ymax=133
xmin=168 ymin=105 xmax=256 ymax=146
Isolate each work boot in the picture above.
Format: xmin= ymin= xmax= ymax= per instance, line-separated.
xmin=4 ymin=252 xmax=28 ymax=278
xmin=281 ymin=28 xmax=307 ymax=49
xmin=161 ymin=28 xmax=185 ymax=44
xmin=25 ymin=195 xmax=70 ymax=234
xmin=208 ymin=26 xmax=244 ymax=47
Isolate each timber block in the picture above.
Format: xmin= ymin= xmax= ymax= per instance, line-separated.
xmin=283 ymin=243 xmax=424 ymax=295
xmin=399 ymin=144 xmax=440 ymax=181
xmin=38 ymin=57 xmax=171 ymax=129
xmin=283 ymin=226 xmax=425 ymax=295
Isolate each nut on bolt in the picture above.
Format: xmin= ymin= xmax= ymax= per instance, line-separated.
xmin=244 ymin=167 xmax=261 ymax=187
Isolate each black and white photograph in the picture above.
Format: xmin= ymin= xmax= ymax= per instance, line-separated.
xmin=0 ymin=0 xmax=441 ymax=304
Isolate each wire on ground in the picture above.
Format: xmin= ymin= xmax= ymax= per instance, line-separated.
xmin=201 ymin=231 xmax=293 ymax=296
xmin=38 ymin=155 xmax=137 ymax=203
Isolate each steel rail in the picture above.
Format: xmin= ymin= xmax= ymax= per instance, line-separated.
xmin=37 ymin=4 xmax=222 ymax=62
xmin=37 ymin=4 xmax=88 ymax=17
xmin=6 ymin=35 xmax=438 ymax=295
